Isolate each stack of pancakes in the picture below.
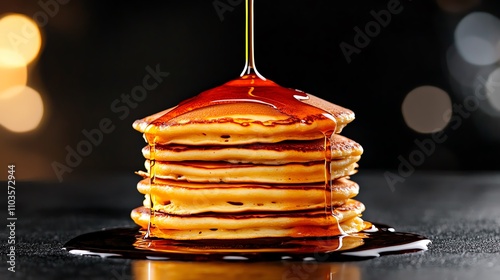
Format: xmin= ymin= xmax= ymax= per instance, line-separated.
xmin=131 ymin=76 xmax=366 ymax=240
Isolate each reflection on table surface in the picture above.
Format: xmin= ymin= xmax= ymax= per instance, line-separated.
xmin=132 ymin=260 xmax=360 ymax=280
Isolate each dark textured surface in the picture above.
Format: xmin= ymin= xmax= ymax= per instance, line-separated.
xmin=1 ymin=171 xmax=500 ymax=279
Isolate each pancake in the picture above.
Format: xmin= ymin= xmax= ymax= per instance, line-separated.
xmin=137 ymin=177 xmax=359 ymax=214
xmin=133 ymin=76 xmax=354 ymax=145
xmin=142 ymin=134 xmax=363 ymax=164
xmin=130 ymin=199 xmax=366 ymax=239
xmin=144 ymin=157 xmax=360 ymax=184
xmin=130 ymin=74 xmax=367 ymax=240
xmin=137 ymin=217 xmax=367 ymax=240
xmin=133 ymin=103 xmax=347 ymax=145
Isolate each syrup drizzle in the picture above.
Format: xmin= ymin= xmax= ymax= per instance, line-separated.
xmin=323 ymin=130 xmax=346 ymax=236
xmin=240 ymin=0 xmax=264 ymax=79
xmin=132 ymin=0 xmax=341 ymax=241
xmin=138 ymin=0 xmax=347 ymax=240
xmin=144 ymin=135 xmax=157 ymax=239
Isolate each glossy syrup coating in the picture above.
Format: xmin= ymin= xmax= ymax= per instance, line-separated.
xmin=150 ymin=74 xmax=337 ymax=128
xmin=132 ymin=75 xmax=356 ymax=146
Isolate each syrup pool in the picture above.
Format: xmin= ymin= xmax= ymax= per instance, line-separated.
xmin=63 ymin=223 xmax=430 ymax=261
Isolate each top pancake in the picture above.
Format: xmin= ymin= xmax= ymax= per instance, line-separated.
xmin=133 ymin=75 xmax=355 ymax=145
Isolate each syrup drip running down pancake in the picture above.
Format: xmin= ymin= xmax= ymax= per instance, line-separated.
xmin=131 ymin=74 xmax=368 ymax=240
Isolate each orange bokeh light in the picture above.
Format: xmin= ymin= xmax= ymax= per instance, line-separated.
xmin=0 ymin=14 xmax=42 ymax=66
xmin=0 ymin=86 xmax=44 ymax=132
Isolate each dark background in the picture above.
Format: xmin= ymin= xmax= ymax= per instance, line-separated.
xmin=1 ymin=0 xmax=500 ymax=181
xmin=1 ymin=3 xmax=500 ymax=279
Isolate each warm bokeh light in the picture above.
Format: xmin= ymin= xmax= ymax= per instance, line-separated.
xmin=402 ymin=86 xmax=452 ymax=133
xmin=454 ymin=12 xmax=500 ymax=65
xmin=436 ymin=0 xmax=481 ymax=14
xmin=0 ymin=86 xmax=44 ymax=132
xmin=0 ymin=49 xmax=27 ymax=93
xmin=0 ymin=13 xmax=42 ymax=66
xmin=0 ymin=13 xmax=44 ymax=134
xmin=486 ymin=67 xmax=500 ymax=111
